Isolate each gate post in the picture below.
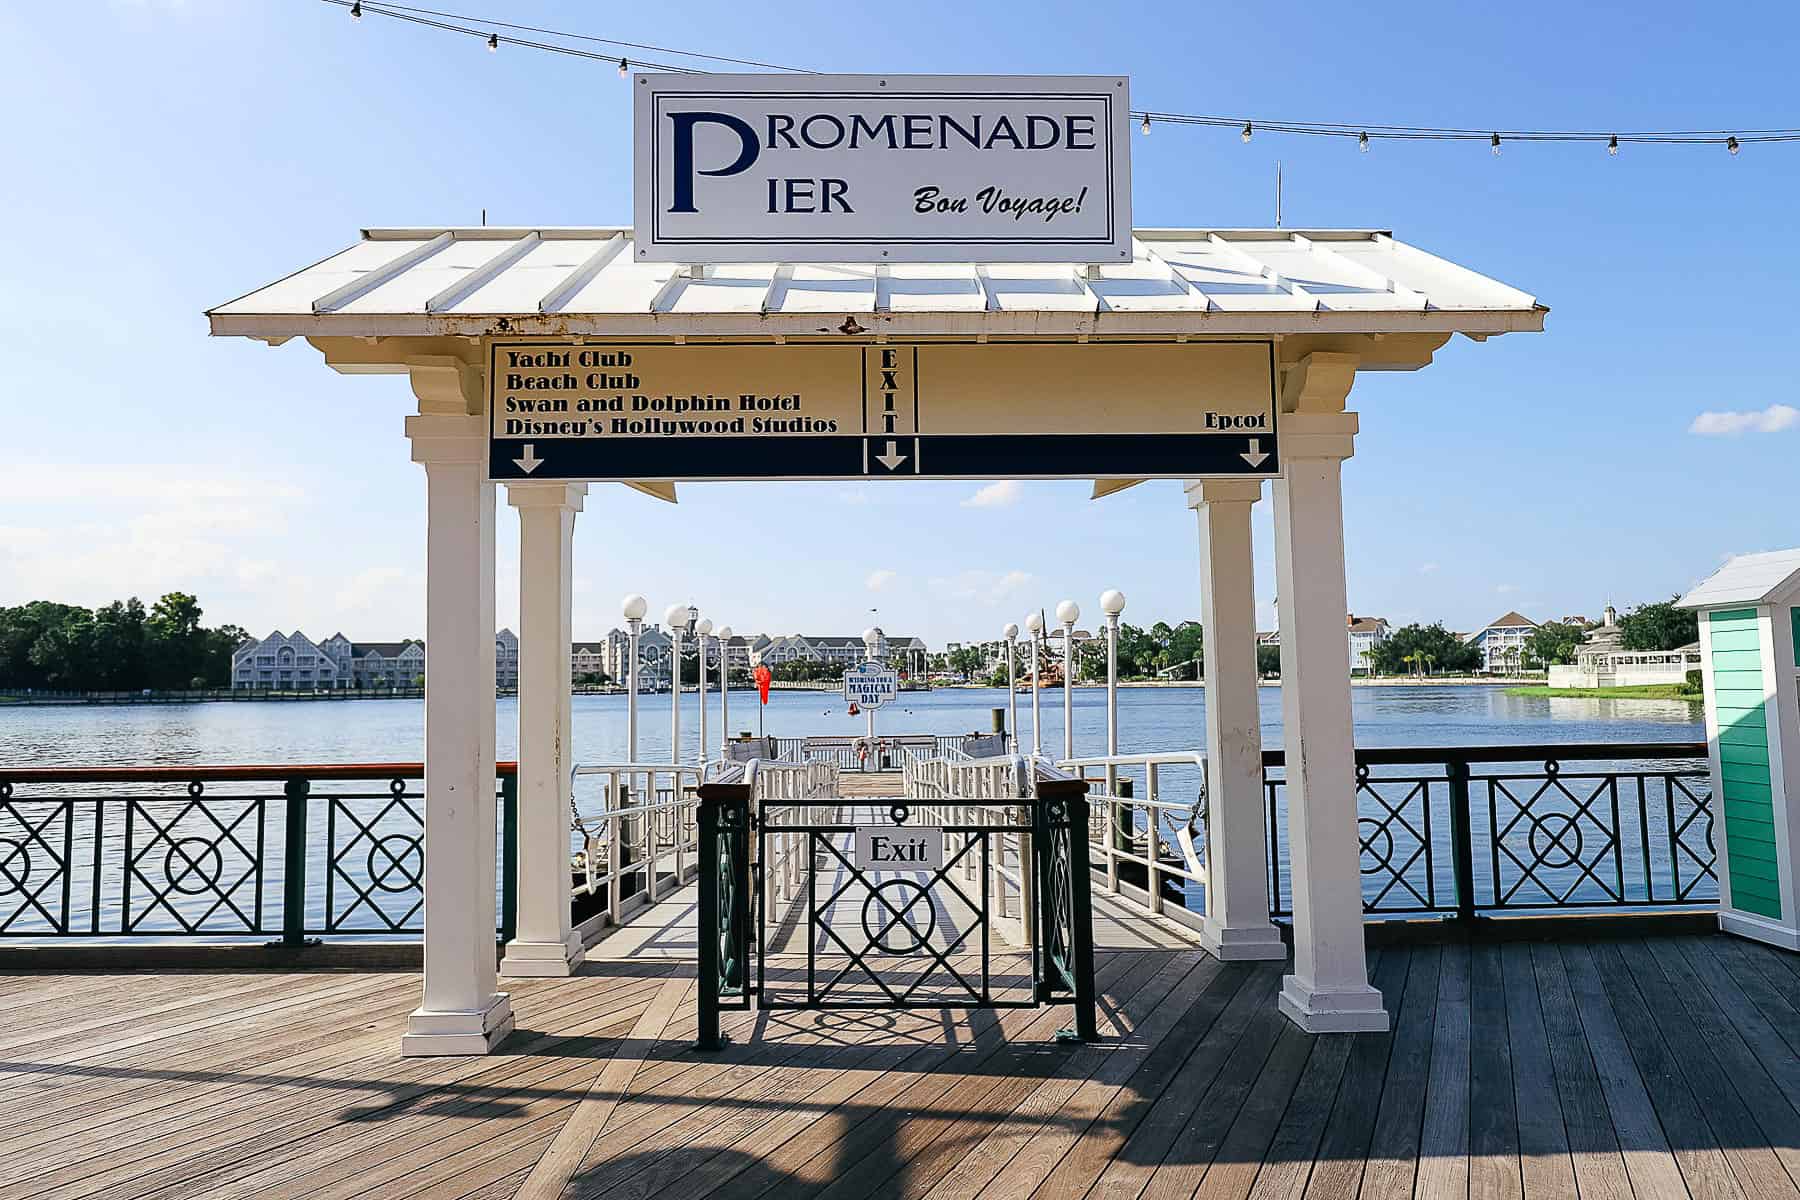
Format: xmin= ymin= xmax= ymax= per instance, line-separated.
xmin=1033 ymin=773 xmax=1099 ymax=1042
xmin=695 ymin=779 xmax=751 ymax=1051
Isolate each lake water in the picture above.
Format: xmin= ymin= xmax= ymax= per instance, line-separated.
xmin=0 ymin=683 xmax=1705 ymax=769
xmin=0 ymin=684 xmax=1711 ymax=937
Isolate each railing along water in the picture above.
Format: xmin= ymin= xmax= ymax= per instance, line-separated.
xmin=0 ymin=763 xmax=518 ymax=941
xmin=568 ymin=763 xmax=706 ymax=929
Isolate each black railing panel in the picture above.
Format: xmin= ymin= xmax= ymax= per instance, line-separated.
xmin=0 ymin=765 xmax=517 ymax=941
xmin=1262 ymin=743 xmax=1715 ymax=918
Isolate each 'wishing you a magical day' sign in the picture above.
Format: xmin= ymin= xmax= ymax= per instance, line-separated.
xmin=633 ymin=74 xmax=1132 ymax=264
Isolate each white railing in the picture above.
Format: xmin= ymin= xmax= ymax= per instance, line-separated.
xmin=747 ymin=756 xmax=841 ymax=905
xmin=1055 ymin=752 xmax=1208 ymax=919
xmin=902 ymin=751 xmax=1036 ymax=943
xmin=569 ymin=762 xmax=706 ymax=928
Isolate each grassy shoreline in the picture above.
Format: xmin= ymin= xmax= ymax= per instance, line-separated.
xmin=1504 ymin=683 xmax=1702 ymax=701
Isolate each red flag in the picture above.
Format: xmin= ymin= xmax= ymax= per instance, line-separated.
xmin=754 ymin=664 xmax=772 ymax=705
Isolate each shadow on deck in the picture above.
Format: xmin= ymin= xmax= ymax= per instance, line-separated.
xmin=4 ymin=934 xmax=1800 ymax=1198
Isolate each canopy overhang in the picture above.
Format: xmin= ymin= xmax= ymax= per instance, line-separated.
xmin=206 ymin=226 xmax=1546 ymax=347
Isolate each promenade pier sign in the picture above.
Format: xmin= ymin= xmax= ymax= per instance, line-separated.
xmin=486 ymin=340 xmax=1278 ymax=482
xmin=634 ymin=74 xmax=1131 ymax=263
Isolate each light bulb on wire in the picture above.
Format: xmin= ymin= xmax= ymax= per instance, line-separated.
xmin=618 ymin=57 xmax=629 ymax=78
xmin=1608 ymin=134 xmax=1619 ymax=156
xmin=487 ymin=32 xmax=499 ymax=51
xmin=1240 ymin=121 xmax=1253 ymax=144
xmin=349 ymin=0 xmax=361 ymax=16
xmin=1141 ymin=113 xmax=1151 ymax=136
xmin=1728 ymin=135 xmax=1741 ymax=155
xmin=1358 ymin=131 xmax=1369 ymax=153
xmin=1490 ymin=132 xmax=1502 ymax=157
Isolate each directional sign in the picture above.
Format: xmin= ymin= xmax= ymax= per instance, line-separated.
xmin=853 ymin=826 xmax=945 ymax=872
xmin=843 ymin=662 xmax=901 ymax=709
xmin=486 ymin=340 xmax=1278 ymax=483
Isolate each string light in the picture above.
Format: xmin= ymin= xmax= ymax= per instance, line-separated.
xmin=314 ymin=2 xmax=1800 ymax=157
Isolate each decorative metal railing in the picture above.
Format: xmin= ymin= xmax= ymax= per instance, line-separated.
xmin=1056 ymin=752 xmax=1208 ymax=917
xmin=0 ymin=764 xmax=517 ymax=941
xmin=1262 ymin=742 xmax=1716 ymax=919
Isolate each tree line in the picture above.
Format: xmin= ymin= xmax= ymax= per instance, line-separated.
xmin=0 ymin=594 xmax=248 ymax=692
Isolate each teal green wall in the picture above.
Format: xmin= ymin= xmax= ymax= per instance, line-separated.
xmin=1712 ymin=608 xmax=1781 ymax=919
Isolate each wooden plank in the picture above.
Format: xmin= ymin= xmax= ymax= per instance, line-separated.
xmin=1299 ymin=947 xmax=1411 ymax=1200
xmin=1612 ymin=940 xmax=1800 ymax=1199
xmin=825 ymin=952 xmax=1213 ymax=1200
xmin=1189 ymin=1022 xmax=1316 ymax=1200
xmin=0 ymin=970 xmax=675 ymax=1197
xmin=1498 ymin=943 xmax=1575 ymax=1200
xmin=1468 ymin=943 xmax=1521 ymax=1200
xmin=1358 ymin=943 xmax=1442 ymax=1200
xmin=1557 ymin=943 xmax=1703 ymax=1200
xmin=1068 ymin=965 xmax=1276 ymax=1200
xmin=917 ymin=955 xmax=1238 ymax=1200
xmin=1674 ymin=937 xmax=1800 ymax=1119
xmin=1133 ymin=966 xmax=1294 ymax=1200
xmin=1713 ymin=936 xmax=1800 ymax=1059
xmin=1527 ymin=941 xmax=1633 ymax=1200
xmin=1240 ymin=954 xmax=1367 ymax=1200
xmin=1415 ymin=944 xmax=1472 ymax=1200
xmin=24 ymin=973 xmax=680 ymax=1200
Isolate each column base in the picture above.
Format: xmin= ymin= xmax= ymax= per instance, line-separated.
xmin=1199 ymin=920 xmax=1288 ymax=962
xmin=401 ymin=992 xmax=515 ymax=1056
xmin=500 ymin=934 xmax=587 ymax=977
xmin=1720 ymin=910 xmax=1800 ymax=952
xmin=1278 ymin=975 xmax=1388 ymax=1034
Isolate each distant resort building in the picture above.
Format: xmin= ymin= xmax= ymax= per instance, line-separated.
xmin=752 ymin=633 xmax=929 ymax=675
xmin=1466 ymin=611 xmax=1538 ymax=674
xmin=1346 ymin=615 xmax=1391 ymax=675
xmin=234 ymin=630 xmax=511 ymax=690
xmin=1547 ymin=605 xmax=1701 ymax=688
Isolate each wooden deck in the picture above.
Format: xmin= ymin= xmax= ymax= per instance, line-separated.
xmin=5 ymin=934 xmax=1800 ymax=1198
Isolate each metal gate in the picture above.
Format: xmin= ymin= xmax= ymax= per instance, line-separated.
xmin=695 ymin=773 xmax=1097 ymax=1049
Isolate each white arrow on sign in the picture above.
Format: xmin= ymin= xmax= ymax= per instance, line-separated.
xmin=875 ymin=440 xmax=909 ymax=471
xmin=514 ymin=444 xmax=543 ymax=474
xmin=1240 ymin=439 xmax=1269 ymax=469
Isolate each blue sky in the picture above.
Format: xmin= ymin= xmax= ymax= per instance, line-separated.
xmin=2 ymin=1 xmax=1796 ymax=645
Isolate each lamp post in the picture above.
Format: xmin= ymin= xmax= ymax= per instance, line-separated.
xmin=1100 ymin=589 xmax=1126 ymax=796
xmin=715 ymin=625 xmax=732 ymax=758
xmin=695 ymin=617 xmax=713 ymax=764
xmin=622 ymin=594 xmax=647 ymax=761
xmin=1025 ymin=609 xmax=1045 ymax=757
xmin=861 ymin=627 xmax=881 ymax=758
xmin=664 ymin=603 xmax=696 ymax=764
xmin=1057 ymin=600 xmax=1080 ymax=762
xmin=1002 ymin=622 xmax=1020 ymax=753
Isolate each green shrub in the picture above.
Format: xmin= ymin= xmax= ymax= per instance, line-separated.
xmin=1682 ymin=668 xmax=1704 ymax=696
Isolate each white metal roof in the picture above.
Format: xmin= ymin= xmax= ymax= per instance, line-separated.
xmin=1679 ymin=549 xmax=1800 ymax=610
xmin=206 ymin=227 xmax=1545 ymax=341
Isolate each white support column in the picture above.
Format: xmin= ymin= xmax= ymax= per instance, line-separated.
xmin=402 ymin=412 xmax=514 ymax=1055
xmin=1270 ymin=355 xmax=1386 ymax=1033
xmin=1186 ymin=478 xmax=1285 ymax=962
xmin=501 ymin=481 xmax=588 ymax=977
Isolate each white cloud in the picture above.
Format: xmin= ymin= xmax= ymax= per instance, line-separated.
xmin=1689 ymin=404 xmax=1799 ymax=436
xmin=961 ymin=481 xmax=1021 ymax=509
xmin=1418 ymin=563 xmax=1440 ymax=575
xmin=334 ymin=566 xmax=423 ymax=617
xmin=1495 ymin=583 xmax=1520 ymax=594
xmin=929 ymin=568 xmax=1036 ymax=606
xmin=865 ymin=568 xmax=898 ymax=592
